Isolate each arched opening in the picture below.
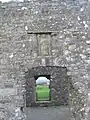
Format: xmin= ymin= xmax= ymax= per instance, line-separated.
xmin=35 ymin=75 xmax=51 ymax=102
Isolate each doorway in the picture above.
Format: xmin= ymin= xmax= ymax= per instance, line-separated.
xmin=35 ymin=75 xmax=51 ymax=102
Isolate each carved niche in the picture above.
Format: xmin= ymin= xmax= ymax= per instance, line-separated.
xmin=37 ymin=34 xmax=51 ymax=56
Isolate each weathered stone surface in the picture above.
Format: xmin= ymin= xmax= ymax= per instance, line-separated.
xmin=0 ymin=0 xmax=89 ymax=120
xmin=0 ymin=88 xmax=17 ymax=96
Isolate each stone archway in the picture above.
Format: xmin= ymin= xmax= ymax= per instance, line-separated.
xmin=25 ymin=66 xmax=68 ymax=107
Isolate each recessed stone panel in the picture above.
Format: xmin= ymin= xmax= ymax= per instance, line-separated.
xmin=37 ymin=34 xmax=51 ymax=56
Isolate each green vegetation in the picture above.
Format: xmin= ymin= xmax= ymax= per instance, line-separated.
xmin=36 ymin=85 xmax=50 ymax=101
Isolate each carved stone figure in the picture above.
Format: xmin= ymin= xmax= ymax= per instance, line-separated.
xmin=38 ymin=34 xmax=51 ymax=56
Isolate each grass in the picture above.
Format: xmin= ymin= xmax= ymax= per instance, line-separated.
xmin=36 ymin=85 xmax=50 ymax=101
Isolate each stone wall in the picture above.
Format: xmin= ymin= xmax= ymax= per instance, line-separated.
xmin=0 ymin=0 xmax=90 ymax=120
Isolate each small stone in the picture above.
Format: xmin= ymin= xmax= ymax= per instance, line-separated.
xmin=86 ymin=40 xmax=90 ymax=44
xmin=29 ymin=39 xmax=32 ymax=41
xmin=66 ymin=57 xmax=71 ymax=61
xmin=85 ymin=60 xmax=90 ymax=64
xmin=82 ymin=36 xmax=86 ymax=39
xmin=87 ymin=48 xmax=90 ymax=53
xmin=84 ymin=24 xmax=88 ymax=28
xmin=68 ymin=44 xmax=76 ymax=50
xmin=59 ymin=36 xmax=63 ymax=38
xmin=9 ymin=53 xmax=14 ymax=58
xmin=49 ymin=16 xmax=52 ymax=19
xmin=21 ymin=7 xmax=28 ymax=10
xmin=64 ymin=50 xmax=69 ymax=55
xmin=33 ymin=53 xmax=37 ymax=57
xmin=67 ymin=71 xmax=71 ymax=75
xmin=35 ymin=11 xmax=38 ymax=14
xmin=83 ymin=21 xmax=86 ymax=24
xmin=25 ymin=26 xmax=28 ymax=30
xmin=42 ymin=59 xmax=46 ymax=66
xmin=80 ymin=54 xmax=86 ymax=59
xmin=62 ymin=18 xmax=65 ymax=20
xmin=22 ymin=44 xmax=25 ymax=47
xmin=77 ymin=16 xmax=80 ymax=21
xmin=80 ymin=7 xmax=84 ymax=12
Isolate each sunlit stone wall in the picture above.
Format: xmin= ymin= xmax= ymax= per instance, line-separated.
xmin=0 ymin=0 xmax=90 ymax=120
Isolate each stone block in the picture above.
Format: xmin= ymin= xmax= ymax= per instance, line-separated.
xmin=0 ymin=111 xmax=4 ymax=119
xmin=0 ymin=88 xmax=17 ymax=96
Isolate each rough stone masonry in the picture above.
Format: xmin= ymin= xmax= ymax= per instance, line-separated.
xmin=0 ymin=0 xmax=90 ymax=120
